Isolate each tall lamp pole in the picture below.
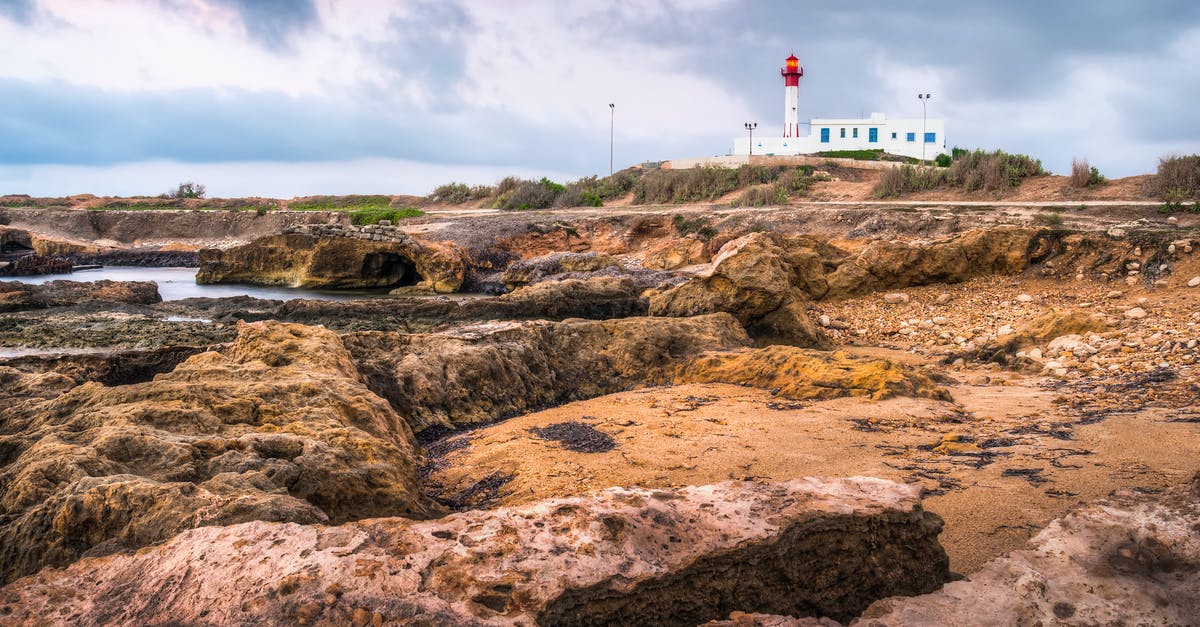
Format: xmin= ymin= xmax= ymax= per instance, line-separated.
xmin=744 ymin=122 xmax=757 ymax=157
xmin=609 ymin=103 xmax=615 ymax=175
xmin=918 ymin=93 xmax=931 ymax=165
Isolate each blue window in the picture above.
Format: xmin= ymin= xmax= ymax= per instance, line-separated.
xmin=891 ymin=132 xmax=897 ymax=139
xmin=820 ymin=128 xmax=830 ymax=143
xmin=906 ymin=132 xmax=915 ymax=142
xmin=852 ymin=128 xmax=859 ymax=138
xmin=840 ymin=128 xmax=846 ymax=138
xmin=869 ymin=128 xmax=878 ymax=143
xmin=924 ymin=132 xmax=936 ymax=143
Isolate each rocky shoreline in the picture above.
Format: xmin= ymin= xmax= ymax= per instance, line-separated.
xmin=0 ymin=203 xmax=1196 ymax=624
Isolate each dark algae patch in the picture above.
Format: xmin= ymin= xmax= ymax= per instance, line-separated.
xmin=530 ymin=421 xmax=617 ymax=453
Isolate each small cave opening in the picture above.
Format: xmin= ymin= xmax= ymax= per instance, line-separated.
xmin=0 ymin=240 xmax=35 ymax=259
xmin=361 ymin=252 xmax=422 ymax=288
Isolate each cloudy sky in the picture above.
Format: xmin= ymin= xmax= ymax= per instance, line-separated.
xmin=2 ymin=0 xmax=1198 ymax=197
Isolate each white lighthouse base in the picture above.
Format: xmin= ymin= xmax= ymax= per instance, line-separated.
xmin=734 ymin=113 xmax=948 ymax=161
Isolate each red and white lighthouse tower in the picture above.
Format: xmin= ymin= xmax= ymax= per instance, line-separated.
xmin=781 ymin=53 xmax=803 ymax=137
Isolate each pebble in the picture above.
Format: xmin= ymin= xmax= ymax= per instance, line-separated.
xmin=884 ymin=293 xmax=909 ymax=304
xmin=1106 ymin=291 xmax=1122 ymax=299
xmin=1168 ymin=216 xmax=1179 ymax=225
xmin=1124 ymin=307 xmax=1148 ymax=319
xmin=935 ymin=293 xmax=952 ymax=305
xmin=1016 ymin=294 xmax=1033 ymax=303
xmin=1028 ymin=348 xmax=1043 ymax=359
xmin=997 ymin=324 xmax=1014 ymax=336
xmin=819 ymin=314 xmax=831 ymax=327
xmin=1189 ymin=276 xmax=1200 ymax=288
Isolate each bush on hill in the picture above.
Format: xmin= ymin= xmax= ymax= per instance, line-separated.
xmin=1144 ymin=154 xmax=1200 ymax=201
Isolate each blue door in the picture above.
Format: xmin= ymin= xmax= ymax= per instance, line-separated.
xmin=868 ymin=128 xmax=878 ymax=143
xmin=820 ymin=128 xmax=830 ymax=143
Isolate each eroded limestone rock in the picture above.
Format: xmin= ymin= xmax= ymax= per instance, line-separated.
xmin=676 ymin=346 xmax=951 ymax=402
xmin=857 ymin=474 xmax=1200 ymax=626
xmin=196 ymin=233 xmax=466 ymax=293
xmin=0 ymin=279 xmax=160 ymax=312
xmin=0 ymin=321 xmax=436 ymax=585
xmin=0 ymin=478 xmax=951 ymax=626
xmin=343 ymin=313 xmax=752 ymax=433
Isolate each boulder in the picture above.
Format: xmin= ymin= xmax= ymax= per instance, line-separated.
xmin=643 ymin=235 xmax=710 ymax=270
xmin=648 ymin=233 xmax=832 ymax=348
xmin=0 ymin=321 xmax=436 ymax=585
xmin=0 ymin=478 xmax=951 ymax=626
xmin=0 ymin=279 xmax=161 ymax=312
xmin=963 ymin=309 xmax=1109 ymax=365
xmin=858 ymin=475 xmax=1200 ymax=625
xmin=196 ymin=233 xmax=466 ymax=293
xmin=343 ymin=313 xmax=752 ymax=433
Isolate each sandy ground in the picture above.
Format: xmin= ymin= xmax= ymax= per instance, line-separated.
xmin=424 ymin=371 xmax=1198 ymax=574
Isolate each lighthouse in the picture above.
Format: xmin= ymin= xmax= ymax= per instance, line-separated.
xmin=781 ymin=53 xmax=803 ymax=137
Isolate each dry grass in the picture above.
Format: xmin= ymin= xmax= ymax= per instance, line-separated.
xmin=1144 ymin=154 xmax=1200 ymax=201
xmin=1069 ymin=159 xmax=1104 ymax=188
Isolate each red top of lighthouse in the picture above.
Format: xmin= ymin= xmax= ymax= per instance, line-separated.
xmin=781 ymin=53 xmax=803 ymax=86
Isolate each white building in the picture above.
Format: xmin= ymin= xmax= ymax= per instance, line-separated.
xmin=732 ymin=55 xmax=948 ymax=161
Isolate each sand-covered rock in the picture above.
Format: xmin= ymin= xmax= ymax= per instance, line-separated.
xmin=196 ymin=232 xmax=466 ymax=292
xmin=858 ymin=474 xmax=1200 ymax=625
xmin=0 ymin=279 xmax=161 ymax=312
xmin=0 ymin=478 xmax=951 ymax=626
xmin=677 ymin=346 xmax=951 ymax=402
xmin=344 ymin=313 xmax=752 ymax=432
xmin=0 ymin=321 xmax=436 ymax=585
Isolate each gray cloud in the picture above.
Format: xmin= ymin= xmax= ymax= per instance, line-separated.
xmin=368 ymin=1 xmax=476 ymax=112
xmin=0 ymin=0 xmax=35 ymax=23
xmin=196 ymin=0 xmax=319 ymax=49
xmin=0 ymin=78 xmax=676 ymax=177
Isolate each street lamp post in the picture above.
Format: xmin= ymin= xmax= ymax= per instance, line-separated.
xmin=744 ymin=122 xmax=757 ymax=157
xmin=609 ymin=103 xmax=615 ymax=176
xmin=918 ymin=93 xmax=931 ymax=165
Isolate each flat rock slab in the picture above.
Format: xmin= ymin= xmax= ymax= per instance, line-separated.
xmin=1 ymin=477 xmax=950 ymax=626
xmin=856 ymin=475 xmax=1200 ymax=626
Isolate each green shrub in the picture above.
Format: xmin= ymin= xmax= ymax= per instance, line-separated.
xmin=494 ymin=179 xmax=559 ymax=210
xmin=1069 ymin=158 xmax=1105 ymax=188
xmin=430 ymin=182 xmax=472 ymax=204
xmin=631 ymin=165 xmax=815 ymax=205
xmin=934 ymin=153 xmax=952 ymax=168
xmin=1034 ymin=212 xmax=1064 ymax=226
xmin=166 ymin=181 xmax=206 ymax=199
xmin=732 ymin=184 xmax=787 ymax=207
xmin=1144 ymin=154 xmax=1200 ymax=200
xmin=672 ymin=214 xmax=717 ymax=239
xmin=874 ymin=165 xmax=948 ymax=198
xmin=348 ymin=207 xmax=424 ymax=225
xmin=817 ymin=149 xmax=885 ymax=161
xmin=946 ymin=149 xmax=1043 ymax=192
xmin=290 ymin=195 xmax=392 ymax=211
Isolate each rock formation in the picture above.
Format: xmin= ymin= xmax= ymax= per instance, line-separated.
xmin=858 ymin=474 xmax=1200 ymax=625
xmin=0 ymin=321 xmax=436 ymax=585
xmin=196 ymin=232 xmax=466 ymax=293
xmin=501 ymin=251 xmax=622 ymax=287
xmin=343 ymin=313 xmax=752 ymax=433
xmin=677 ymin=346 xmax=951 ymax=402
xmin=0 ymin=478 xmax=951 ymax=626
xmin=823 ymin=227 xmax=1036 ymax=299
xmin=649 ymin=232 xmax=834 ymax=348
xmin=0 ymin=279 xmax=161 ymax=312
xmin=273 ymin=276 xmax=648 ymax=332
